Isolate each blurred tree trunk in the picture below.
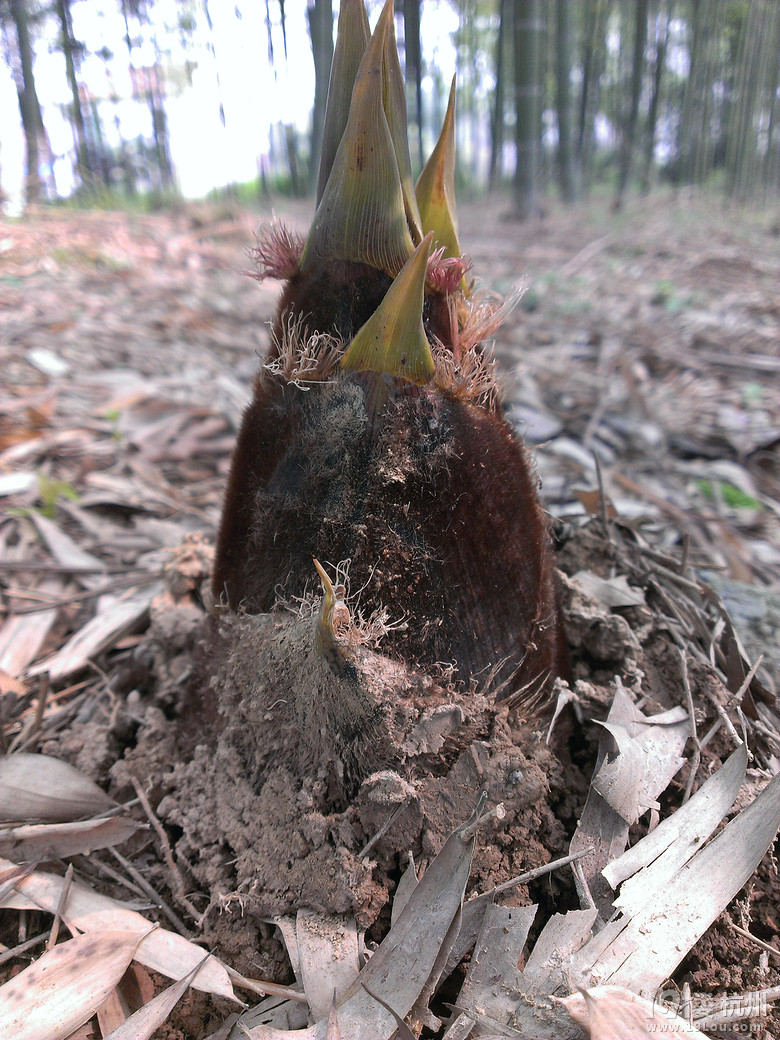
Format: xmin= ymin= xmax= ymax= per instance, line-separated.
xmin=577 ymin=0 xmax=608 ymax=196
xmin=763 ymin=4 xmax=780 ymax=194
xmin=640 ymin=0 xmax=672 ymax=193
xmin=284 ymin=122 xmax=301 ymax=195
xmin=726 ymin=0 xmax=766 ymax=200
xmin=202 ymin=0 xmax=226 ymax=127
xmin=403 ymin=0 xmax=423 ymax=170
xmin=513 ymin=0 xmax=542 ymax=219
xmin=55 ymin=0 xmax=92 ymax=185
xmin=307 ymin=0 xmax=333 ymax=190
xmin=677 ymin=0 xmax=720 ymax=186
xmin=9 ymin=0 xmax=44 ymax=203
xmin=615 ymin=0 xmax=648 ymax=208
xmin=726 ymin=0 xmax=780 ymax=200
xmin=489 ymin=0 xmax=510 ymax=189
xmin=554 ymin=0 xmax=576 ymax=201
xmin=121 ymin=0 xmax=174 ymax=194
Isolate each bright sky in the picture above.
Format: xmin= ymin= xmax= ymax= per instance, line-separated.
xmin=0 ymin=0 xmax=459 ymax=212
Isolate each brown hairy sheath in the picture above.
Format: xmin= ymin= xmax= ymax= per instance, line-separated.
xmin=213 ymin=365 xmax=568 ymax=705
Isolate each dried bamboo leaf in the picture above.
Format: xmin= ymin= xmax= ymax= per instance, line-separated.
xmin=571 ymin=768 xmax=780 ymax=995
xmin=455 ymin=903 xmax=537 ymax=1025
xmin=571 ymin=571 xmax=646 ymax=608
xmin=569 ymin=683 xmax=689 ymax=914
xmin=96 ymin=987 xmax=130 ymax=1036
xmin=271 ymin=917 xmax=302 ymax=982
xmin=0 ymin=857 xmax=238 ymax=1002
xmin=229 ymin=993 xmax=308 ymax=1036
xmin=518 ymin=909 xmax=598 ymax=996
xmin=331 ymin=808 xmax=477 ymax=1039
xmin=0 ymin=667 xmax=27 ymax=695
xmin=28 ymin=584 xmax=160 ymax=682
xmin=0 ymin=753 xmax=116 ymax=823
xmin=0 ymin=589 xmax=61 ymax=677
xmin=102 ymin=953 xmax=211 ymax=1040
xmin=30 ymin=513 xmax=107 ymax=588
xmin=0 ymin=472 xmax=36 ymax=496
xmin=390 ymin=855 xmax=417 ymax=926
xmin=0 ymin=929 xmax=143 ymax=1040
xmin=592 ymin=704 xmax=689 ymax=823
xmin=0 ymin=816 xmax=144 ymax=859
xmin=238 ymin=1018 xmax=317 ymax=1039
xmin=295 ymin=910 xmax=360 ymax=1022
xmin=603 ymin=743 xmax=748 ymax=899
xmin=560 ymin=985 xmax=710 ymax=1040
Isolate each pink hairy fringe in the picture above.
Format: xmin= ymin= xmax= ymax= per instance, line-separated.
xmin=426 ymin=248 xmax=473 ymax=293
xmin=248 ymin=223 xmax=305 ymax=282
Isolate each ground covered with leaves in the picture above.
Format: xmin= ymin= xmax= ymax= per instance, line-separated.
xmin=1 ymin=193 xmax=779 ymax=1039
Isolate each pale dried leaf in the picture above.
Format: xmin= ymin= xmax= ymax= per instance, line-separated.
xmin=0 ymin=472 xmax=36 ymax=496
xmin=603 ymin=743 xmax=748 ymax=898
xmin=228 ymin=994 xmax=308 ymax=1037
xmin=518 ymin=908 xmax=598 ymax=996
xmin=0 ymin=816 xmax=144 ymax=859
xmin=560 ymin=985 xmax=710 ymax=1040
xmin=331 ymin=810 xmax=476 ymax=1039
xmin=30 ymin=513 xmax=107 ymax=588
xmin=569 ymin=684 xmax=688 ymax=914
xmin=0 ymin=594 xmax=60 ymax=676
xmin=390 ymin=855 xmax=417 ymax=926
xmin=592 ymin=705 xmax=689 ymax=823
xmin=0 ymin=668 xmax=26 ymax=695
xmin=102 ymin=954 xmax=211 ymax=1040
xmin=28 ymin=584 xmax=160 ymax=681
xmin=296 ymin=910 xmax=360 ymax=1022
xmin=455 ymin=903 xmax=536 ymax=1025
xmin=271 ymin=917 xmax=302 ymax=982
xmin=571 ymin=768 xmax=780 ymax=994
xmin=401 ymin=705 xmax=464 ymax=756
xmin=0 ymin=753 xmax=116 ymax=823
xmin=238 ymin=1019 xmax=317 ymax=1039
xmin=0 ymin=929 xmax=143 ymax=1040
xmin=571 ymin=572 xmax=646 ymax=609
xmin=0 ymin=857 xmax=238 ymax=1002
xmin=441 ymin=1011 xmax=478 ymax=1040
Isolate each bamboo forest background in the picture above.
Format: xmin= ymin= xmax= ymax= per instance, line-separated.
xmin=1 ymin=0 xmax=779 ymax=217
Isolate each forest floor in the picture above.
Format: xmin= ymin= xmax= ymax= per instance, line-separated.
xmin=1 ymin=190 xmax=779 ymax=1039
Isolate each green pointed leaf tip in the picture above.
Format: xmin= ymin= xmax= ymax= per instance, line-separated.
xmin=416 ymin=75 xmax=461 ymax=259
xmin=316 ymin=0 xmax=371 ymax=205
xmin=301 ymin=0 xmax=417 ymax=277
xmin=341 ymin=233 xmax=435 ymax=384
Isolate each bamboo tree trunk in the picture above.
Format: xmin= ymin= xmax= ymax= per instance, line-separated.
xmin=202 ymin=0 xmax=226 ymax=127
xmin=513 ymin=0 xmax=542 ymax=219
xmin=726 ymin=0 xmax=766 ymax=200
xmin=403 ymin=0 xmax=423 ymax=170
xmin=10 ymin=0 xmax=43 ymax=204
xmin=640 ymin=0 xmax=672 ymax=193
xmin=763 ymin=3 xmax=780 ymax=194
xmin=615 ymin=0 xmax=648 ymax=208
xmin=692 ymin=0 xmax=720 ymax=186
xmin=284 ymin=122 xmax=301 ymax=195
xmin=678 ymin=0 xmax=700 ymax=184
xmin=56 ymin=0 xmax=92 ymax=185
xmin=577 ymin=0 xmax=608 ymax=196
xmin=307 ymin=0 xmax=333 ymax=190
xmin=555 ymin=0 xmax=576 ymax=201
xmin=754 ymin=0 xmax=778 ymax=200
xmin=489 ymin=0 xmax=509 ymax=189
